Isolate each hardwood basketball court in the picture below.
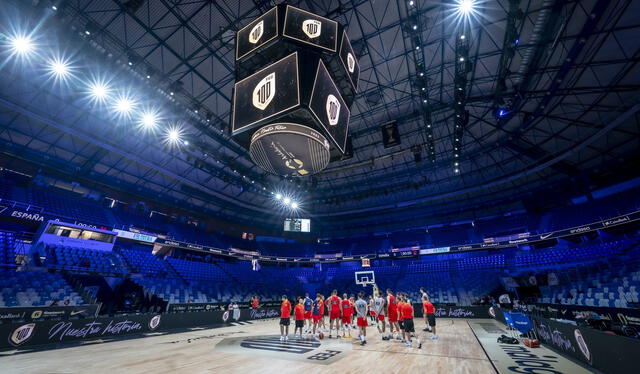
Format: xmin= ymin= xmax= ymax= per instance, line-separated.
xmin=1 ymin=318 xmax=496 ymax=374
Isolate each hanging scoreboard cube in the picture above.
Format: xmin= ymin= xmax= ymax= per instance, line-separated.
xmin=231 ymin=5 xmax=358 ymax=176
xmin=232 ymin=52 xmax=350 ymax=176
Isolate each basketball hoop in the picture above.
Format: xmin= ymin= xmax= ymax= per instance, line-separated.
xmin=355 ymin=270 xmax=375 ymax=287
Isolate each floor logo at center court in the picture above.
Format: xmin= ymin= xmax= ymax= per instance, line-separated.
xmin=215 ymin=335 xmax=351 ymax=365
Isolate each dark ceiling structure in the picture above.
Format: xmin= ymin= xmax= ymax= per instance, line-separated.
xmin=0 ymin=0 xmax=639 ymax=236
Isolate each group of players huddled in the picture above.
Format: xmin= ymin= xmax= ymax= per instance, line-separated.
xmin=279 ymin=287 xmax=438 ymax=348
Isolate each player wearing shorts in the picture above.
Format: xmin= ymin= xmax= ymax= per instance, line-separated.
xmin=303 ymin=293 xmax=313 ymax=333
xmin=386 ymin=289 xmax=400 ymax=339
xmin=355 ymin=292 xmax=369 ymax=345
xmin=397 ymin=294 xmax=406 ymax=342
xmin=294 ymin=297 xmax=305 ymax=338
xmin=312 ymin=294 xmax=322 ymax=337
xmin=400 ymin=296 xmax=418 ymax=348
xmin=328 ymin=290 xmax=342 ymax=338
xmin=341 ymin=293 xmax=353 ymax=337
xmin=368 ymin=295 xmax=376 ymax=322
xmin=423 ymin=295 xmax=438 ymax=340
xmin=279 ymin=295 xmax=292 ymax=341
xmin=373 ymin=291 xmax=387 ymax=339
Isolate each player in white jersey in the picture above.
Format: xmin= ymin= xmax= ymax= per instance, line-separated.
xmin=354 ymin=292 xmax=369 ymax=345
xmin=373 ymin=291 xmax=387 ymax=339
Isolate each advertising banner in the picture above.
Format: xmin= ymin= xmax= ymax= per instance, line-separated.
xmin=0 ymin=305 xmax=99 ymax=323
xmin=414 ymin=305 xmax=491 ymax=319
xmin=532 ymin=303 xmax=640 ymax=327
xmin=532 ymin=316 xmax=640 ymax=374
xmin=0 ymin=307 xmax=281 ymax=350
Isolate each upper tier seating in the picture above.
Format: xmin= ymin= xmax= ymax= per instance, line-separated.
xmin=43 ymin=245 xmax=128 ymax=275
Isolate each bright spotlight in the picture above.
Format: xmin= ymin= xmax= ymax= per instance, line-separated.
xmin=139 ymin=111 xmax=159 ymax=129
xmin=89 ymin=82 xmax=109 ymax=101
xmin=275 ymin=193 xmax=283 ymax=200
xmin=283 ymin=197 xmax=291 ymax=205
xmin=114 ymin=96 xmax=135 ymax=115
xmin=457 ymin=0 xmax=475 ymax=14
xmin=291 ymin=202 xmax=299 ymax=209
xmin=116 ymin=98 xmax=132 ymax=113
xmin=9 ymin=35 xmax=34 ymax=56
xmin=50 ymin=60 xmax=69 ymax=77
xmin=164 ymin=125 xmax=183 ymax=146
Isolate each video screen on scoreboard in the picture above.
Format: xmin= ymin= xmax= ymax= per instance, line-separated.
xmin=284 ymin=218 xmax=311 ymax=232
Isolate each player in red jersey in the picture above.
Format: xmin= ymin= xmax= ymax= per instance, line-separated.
xmin=341 ymin=293 xmax=353 ymax=337
xmin=397 ymin=293 xmax=406 ymax=342
xmin=349 ymin=294 xmax=356 ymax=328
xmin=399 ymin=295 xmax=418 ymax=348
xmin=279 ymin=295 xmax=292 ymax=341
xmin=423 ymin=295 xmax=438 ymax=340
xmin=328 ymin=290 xmax=342 ymax=338
xmin=312 ymin=294 xmax=323 ymax=338
xmin=386 ymin=289 xmax=400 ymax=339
xmin=294 ymin=297 xmax=305 ymax=339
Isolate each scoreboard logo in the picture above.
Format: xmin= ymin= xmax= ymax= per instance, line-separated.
xmin=302 ymin=19 xmax=322 ymax=38
xmin=252 ymin=73 xmax=275 ymax=110
xmin=347 ymin=53 xmax=355 ymax=73
xmin=249 ymin=21 xmax=264 ymax=44
xmin=326 ymin=94 xmax=340 ymax=126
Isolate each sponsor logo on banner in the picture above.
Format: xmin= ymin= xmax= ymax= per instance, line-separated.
xmin=31 ymin=310 xmax=43 ymax=319
xmin=0 ymin=312 xmax=25 ymax=320
xmin=271 ymin=144 xmax=304 ymax=171
xmin=252 ymin=73 xmax=275 ymax=110
xmin=458 ymin=245 xmax=473 ymax=250
xmin=489 ymin=307 xmax=496 ymax=318
xmin=508 ymin=238 xmax=528 ymax=244
xmin=249 ymin=21 xmax=264 ymax=44
xmin=302 ymin=19 xmax=322 ymax=38
xmin=347 ymin=53 xmax=355 ymax=73
xmin=9 ymin=323 xmax=35 ymax=346
xmin=149 ymin=315 xmax=161 ymax=330
xmin=70 ymin=309 xmax=86 ymax=316
xmin=570 ymin=226 xmax=591 ymax=234
xmin=539 ymin=233 xmax=553 ymax=239
xmin=325 ymin=95 xmax=340 ymax=126
xmin=222 ymin=311 xmax=230 ymax=322
xmin=603 ymin=216 xmax=629 ymax=226
xmin=574 ymin=329 xmax=592 ymax=363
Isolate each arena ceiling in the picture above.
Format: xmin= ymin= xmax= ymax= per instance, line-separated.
xmin=0 ymin=0 xmax=639 ymax=235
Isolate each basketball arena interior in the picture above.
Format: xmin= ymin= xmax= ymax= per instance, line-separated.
xmin=0 ymin=0 xmax=639 ymax=373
